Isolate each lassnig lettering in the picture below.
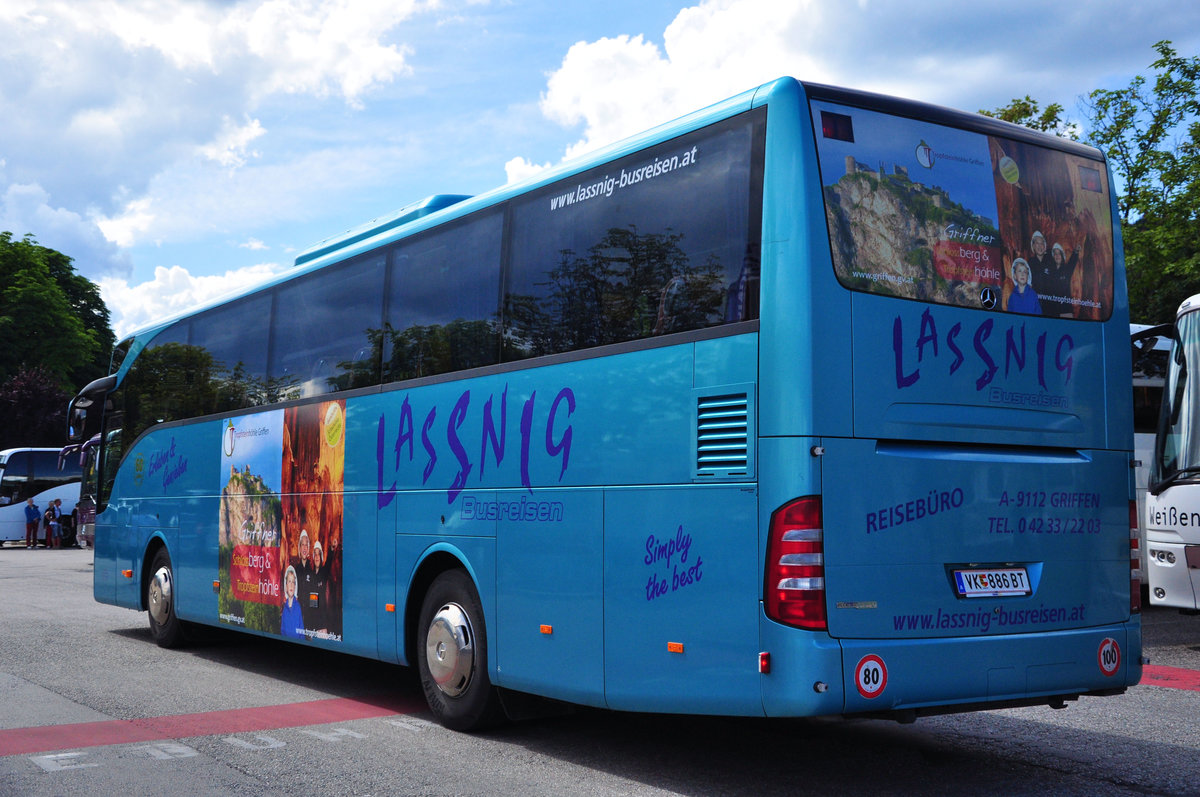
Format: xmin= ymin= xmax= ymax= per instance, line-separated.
xmin=892 ymin=308 xmax=1075 ymax=392
xmin=376 ymin=384 xmax=576 ymax=506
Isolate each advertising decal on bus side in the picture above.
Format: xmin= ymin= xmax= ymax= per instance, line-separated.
xmin=218 ymin=400 xmax=345 ymax=642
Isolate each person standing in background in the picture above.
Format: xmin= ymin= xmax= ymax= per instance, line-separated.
xmin=47 ymin=499 xmax=63 ymax=548
xmin=24 ymin=497 xmax=40 ymax=549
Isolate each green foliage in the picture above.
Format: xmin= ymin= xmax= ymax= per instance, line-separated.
xmin=980 ymin=96 xmax=1080 ymax=140
xmin=986 ymin=42 xmax=1200 ymax=323
xmin=1083 ymin=41 xmax=1200 ymax=323
xmin=0 ymin=366 xmax=70 ymax=448
xmin=0 ymin=232 xmax=100 ymax=388
xmin=0 ymin=232 xmax=115 ymax=448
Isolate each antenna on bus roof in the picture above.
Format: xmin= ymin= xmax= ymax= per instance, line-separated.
xmin=294 ymin=194 xmax=471 ymax=267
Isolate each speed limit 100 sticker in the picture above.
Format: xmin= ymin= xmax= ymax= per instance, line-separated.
xmin=1098 ymin=637 xmax=1121 ymax=677
xmin=855 ymin=654 xmax=888 ymax=699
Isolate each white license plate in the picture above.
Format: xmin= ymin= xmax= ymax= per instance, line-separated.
xmin=953 ymin=567 xmax=1030 ymax=597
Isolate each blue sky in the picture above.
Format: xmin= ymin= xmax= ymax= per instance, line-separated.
xmin=1 ymin=0 xmax=1198 ymax=339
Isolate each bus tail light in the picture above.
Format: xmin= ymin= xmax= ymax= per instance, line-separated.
xmin=765 ymin=496 xmax=826 ymax=630
xmin=1130 ymin=500 xmax=1141 ymax=614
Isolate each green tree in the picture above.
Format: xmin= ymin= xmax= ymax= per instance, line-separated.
xmin=0 ymin=366 xmax=71 ymax=448
xmin=1083 ymin=41 xmax=1200 ymax=323
xmin=42 ymin=245 xmax=116 ymax=387
xmin=979 ymin=95 xmax=1080 ymax=139
xmin=0 ymin=232 xmax=109 ymax=388
xmin=984 ymin=42 xmax=1200 ymax=323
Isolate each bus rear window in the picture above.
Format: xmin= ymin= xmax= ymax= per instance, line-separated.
xmin=812 ymin=100 xmax=1114 ymax=321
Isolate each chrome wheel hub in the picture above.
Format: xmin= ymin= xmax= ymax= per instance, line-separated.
xmin=425 ymin=602 xmax=475 ymax=697
xmin=148 ymin=565 xmax=173 ymax=626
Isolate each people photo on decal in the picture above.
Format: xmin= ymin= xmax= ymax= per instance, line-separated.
xmin=282 ymin=565 xmax=305 ymax=639
xmin=1006 ymin=258 xmax=1042 ymax=315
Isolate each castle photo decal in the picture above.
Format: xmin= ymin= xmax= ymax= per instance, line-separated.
xmin=812 ymin=101 xmax=1113 ymax=320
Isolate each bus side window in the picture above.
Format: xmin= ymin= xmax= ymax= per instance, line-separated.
xmin=385 ymin=212 xmax=503 ymax=383
xmin=270 ymin=252 xmax=385 ymax=397
xmin=2 ymin=451 xmax=30 ymax=503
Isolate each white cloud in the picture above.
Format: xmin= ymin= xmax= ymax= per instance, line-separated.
xmin=200 ymin=117 xmax=267 ymax=168
xmin=95 ymin=136 xmax=425 ymax=252
xmin=99 ymin=261 xmax=289 ymax=338
xmin=0 ymin=0 xmax=441 ymax=259
xmin=236 ymin=0 xmax=426 ymax=107
xmin=526 ymin=0 xmax=1200 ymax=165
xmin=537 ymin=0 xmax=824 ymax=161
xmin=239 ymin=238 xmax=269 ymax=251
xmin=0 ymin=181 xmax=133 ymax=279
xmin=504 ymin=156 xmax=551 ymax=185
xmin=96 ymin=198 xmax=155 ymax=250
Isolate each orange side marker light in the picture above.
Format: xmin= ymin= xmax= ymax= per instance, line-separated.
xmin=668 ymin=642 xmax=684 ymax=654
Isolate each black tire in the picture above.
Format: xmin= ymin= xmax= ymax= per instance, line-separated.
xmin=146 ymin=547 xmax=186 ymax=648
xmin=416 ymin=570 xmax=503 ymax=731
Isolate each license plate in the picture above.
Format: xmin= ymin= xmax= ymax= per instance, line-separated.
xmin=953 ymin=567 xmax=1030 ymax=597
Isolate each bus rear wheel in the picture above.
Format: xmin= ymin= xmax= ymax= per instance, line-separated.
xmin=416 ymin=570 xmax=503 ymax=731
xmin=147 ymin=547 xmax=186 ymax=648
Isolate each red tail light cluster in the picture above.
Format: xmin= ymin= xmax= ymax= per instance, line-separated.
xmin=765 ymin=497 xmax=826 ymax=630
xmin=1130 ymin=500 xmax=1141 ymax=614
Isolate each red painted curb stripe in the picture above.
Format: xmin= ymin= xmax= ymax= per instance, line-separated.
xmin=1141 ymin=664 xmax=1200 ymax=692
xmin=5 ymin=665 xmax=1198 ymax=758
xmin=0 ymin=694 xmax=422 ymax=757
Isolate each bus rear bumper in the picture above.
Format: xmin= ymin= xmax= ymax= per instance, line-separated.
xmin=837 ymin=623 xmax=1141 ymax=716
xmin=760 ymin=617 xmax=1141 ymax=718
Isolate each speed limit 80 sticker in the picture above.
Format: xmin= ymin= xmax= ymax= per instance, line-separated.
xmin=854 ymin=654 xmax=888 ymax=699
xmin=1098 ymin=637 xmax=1121 ymax=677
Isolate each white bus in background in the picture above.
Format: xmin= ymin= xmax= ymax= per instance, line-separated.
xmin=1132 ymin=323 xmax=1169 ymax=576
xmin=0 ymin=448 xmax=81 ymax=547
xmin=1137 ymin=304 xmax=1200 ymax=612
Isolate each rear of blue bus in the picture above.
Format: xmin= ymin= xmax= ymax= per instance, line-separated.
xmin=756 ymin=80 xmax=1140 ymax=718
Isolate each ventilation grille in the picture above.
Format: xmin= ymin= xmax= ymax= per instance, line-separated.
xmin=696 ymin=393 xmax=749 ymax=476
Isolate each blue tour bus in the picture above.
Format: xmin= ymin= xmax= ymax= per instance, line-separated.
xmin=68 ymin=78 xmax=1140 ymax=730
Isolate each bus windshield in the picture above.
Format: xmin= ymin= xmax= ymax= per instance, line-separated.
xmin=1153 ymin=308 xmax=1200 ymax=489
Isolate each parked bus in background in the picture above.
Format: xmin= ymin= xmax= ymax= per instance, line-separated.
xmin=0 ymin=448 xmax=80 ymax=547
xmin=58 ymin=435 xmax=100 ymax=548
xmin=68 ymin=77 xmax=1140 ymax=730
xmin=1131 ymin=324 xmax=1168 ymax=576
xmin=1137 ymin=301 xmax=1200 ymax=611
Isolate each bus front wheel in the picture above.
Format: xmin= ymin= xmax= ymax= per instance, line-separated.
xmin=147 ymin=547 xmax=185 ymax=648
xmin=416 ymin=570 xmax=502 ymax=731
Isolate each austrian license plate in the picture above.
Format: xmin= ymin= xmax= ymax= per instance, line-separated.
xmin=953 ymin=567 xmax=1031 ymax=597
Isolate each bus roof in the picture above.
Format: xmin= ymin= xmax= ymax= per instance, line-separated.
xmin=113 ymin=75 xmax=1107 ymax=351
xmin=1176 ymin=294 xmax=1200 ymax=320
